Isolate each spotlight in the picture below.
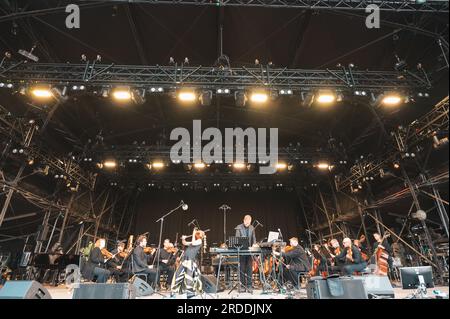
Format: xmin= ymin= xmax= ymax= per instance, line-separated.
xmin=199 ymin=91 xmax=213 ymax=106
xmin=235 ymin=91 xmax=247 ymax=107
xmin=112 ymin=87 xmax=132 ymax=101
xmin=393 ymin=162 xmax=400 ymax=169
xmin=151 ymin=161 xmax=165 ymax=169
xmin=31 ymin=87 xmax=53 ymax=99
xmin=250 ymin=91 xmax=269 ymax=104
xmin=381 ymin=94 xmax=403 ymax=106
xmin=217 ymin=89 xmax=230 ymax=94
xmin=316 ymin=162 xmax=330 ymax=170
xmin=233 ymin=163 xmax=246 ymax=170
xmin=178 ymin=90 xmax=197 ymax=102
xmin=276 ymin=162 xmax=288 ymax=170
xmin=193 ymin=162 xmax=206 ymax=169
xmin=280 ymin=89 xmax=293 ymax=95
xmin=315 ymin=91 xmax=336 ymax=104
xmin=103 ymin=160 xmax=117 ymax=169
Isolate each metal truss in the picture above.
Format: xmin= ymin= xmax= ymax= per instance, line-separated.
xmin=0 ymin=104 xmax=97 ymax=190
xmin=0 ymin=61 xmax=429 ymax=92
xmin=81 ymin=0 xmax=450 ymax=13
xmin=336 ymin=96 xmax=449 ymax=191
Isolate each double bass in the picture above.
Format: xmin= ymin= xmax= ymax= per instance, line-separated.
xmin=374 ymin=233 xmax=390 ymax=276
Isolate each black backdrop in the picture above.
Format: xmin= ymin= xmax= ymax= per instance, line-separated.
xmin=134 ymin=190 xmax=305 ymax=247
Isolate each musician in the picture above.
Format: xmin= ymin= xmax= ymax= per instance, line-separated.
xmin=235 ymin=214 xmax=257 ymax=292
xmin=335 ymin=238 xmax=367 ymax=275
xmin=373 ymin=232 xmax=393 ymax=272
xmin=85 ymin=238 xmax=111 ymax=283
xmin=274 ymin=237 xmax=310 ymax=286
xmin=155 ymin=239 xmax=176 ymax=288
xmin=311 ymin=244 xmax=329 ymax=275
xmin=132 ymin=235 xmax=157 ymax=286
xmin=354 ymin=237 xmax=369 ymax=262
xmin=106 ymin=241 xmax=129 ymax=283
xmin=171 ymin=229 xmax=205 ymax=298
xmin=328 ymin=239 xmax=344 ymax=274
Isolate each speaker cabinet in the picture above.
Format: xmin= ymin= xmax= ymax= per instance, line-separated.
xmin=353 ymin=275 xmax=395 ymax=298
xmin=307 ymin=277 xmax=368 ymax=299
xmin=200 ymin=274 xmax=223 ymax=293
xmin=131 ymin=277 xmax=153 ymax=297
xmin=72 ymin=283 xmax=136 ymax=299
xmin=0 ymin=281 xmax=51 ymax=299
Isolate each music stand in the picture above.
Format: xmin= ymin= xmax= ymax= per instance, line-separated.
xmin=227 ymin=237 xmax=250 ymax=294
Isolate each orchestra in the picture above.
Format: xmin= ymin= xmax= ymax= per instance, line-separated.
xmin=80 ymin=216 xmax=401 ymax=297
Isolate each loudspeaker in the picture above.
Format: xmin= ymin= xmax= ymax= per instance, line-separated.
xmin=131 ymin=277 xmax=153 ymax=297
xmin=0 ymin=281 xmax=51 ymax=299
xmin=307 ymin=277 xmax=368 ymax=299
xmin=72 ymin=283 xmax=136 ymax=299
xmin=353 ymin=275 xmax=395 ymax=298
xmin=200 ymin=274 xmax=222 ymax=293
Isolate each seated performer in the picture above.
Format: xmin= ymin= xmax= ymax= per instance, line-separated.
xmin=274 ymin=237 xmax=310 ymax=286
xmin=327 ymin=238 xmax=344 ymax=274
xmin=85 ymin=238 xmax=111 ymax=283
xmin=335 ymin=237 xmax=367 ymax=275
xmin=235 ymin=214 xmax=257 ymax=292
xmin=107 ymin=241 xmax=129 ymax=283
xmin=309 ymin=244 xmax=329 ymax=277
xmin=171 ymin=229 xmax=205 ymax=298
xmin=132 ymin=235 xmax=157 ymax=286
xmin=155 ymin=239 xmax=176 ymax=288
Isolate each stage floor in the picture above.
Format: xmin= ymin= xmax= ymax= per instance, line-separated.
xmin=46 ymin=284 xmax=449 ymax=300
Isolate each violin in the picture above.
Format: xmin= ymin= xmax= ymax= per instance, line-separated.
xmin=144 ymin=246 xmax=156 ymax=254
xmin=101 ymin=248 xmax=114 ymax=259
xmin=346 ymin=246 xmax=353 ymax=262
xmin=164 ymin=246 xmax=178 ymax=254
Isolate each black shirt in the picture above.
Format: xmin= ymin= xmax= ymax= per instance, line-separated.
xmin=335 ymin=245 xmax=365 ymax=265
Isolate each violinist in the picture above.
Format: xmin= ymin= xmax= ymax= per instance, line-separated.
xmin=155 ymin=239 xmax=176 ymax=287
xmin=334 ymin=238 xmax=367 ymax=275
xmin=328 ymin=238 xmax=344 ymax=274
xmin=273 ymin=237 xmax=310 ymax=287
xmin=85 ymin=238 xmax=111 ymax=283
xmin=107 ymin=241 xmax=129 ymax=283
xmin=132 ymin=235 xmax=157 ymax=286
xmin=309 ymin=244 xmax=328 ymax=277
xmin=354 ymin=236 xmax=369 ymax=262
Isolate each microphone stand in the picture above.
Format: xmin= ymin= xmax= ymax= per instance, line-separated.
xmin=154 ymin=201 xmax=186 ymax=290
xmin=219 ymin=204 xmax=231 ymax=244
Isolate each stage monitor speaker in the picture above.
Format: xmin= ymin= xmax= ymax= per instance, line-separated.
xmin=131 ymin=277 xmax=153 ymax=297
xmin=200 ymin=274 xmax=222 ymax=293
xmin=353 ymin=275 xmax=395 ymax=299
xmin=0 ymin=281 xmax=51 ymax=299
xmin=307 ymin=277 xmax=368 ymax=299
xmin=72 ymin=283 xmax=136 ymax=299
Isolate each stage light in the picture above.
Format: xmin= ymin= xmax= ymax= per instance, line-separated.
xmin=178 ymin=91 xmax=197 ymax=102
xmin=393 ymin=162 xmax=400 ymax=169
xmin=381 ymin=94 xmax=403 ymax=106
xmin=280 ymin=89 xmax=293 ymax=95
xmin=316 ymin=162 xmax=330 ymax=170
xmin=315 ymin=91 xmax=336 ymax=104
xmin=276 ymin=162 xmax=288 ymax=170
xmin=103 ymin=160 xmax=117 ymax=169
xmin=31 ymin=87 xmax=53 ymax=99
xmin=152 ymin=161 xmax=165 ymax=169
xmin=233 ymin=163 xmax=246 ymax=170
xmin=193 ymin=162 xmax=206 ymax=169
xmin=112 ymin=87 xmax=132 ymax=101
xmin=250 ymin=91 xmax=269 ymax=104
xmin=217 ymin=89 xmax=230 ymax=94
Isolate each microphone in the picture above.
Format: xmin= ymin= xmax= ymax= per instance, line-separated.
xmin=180 ymin=200 xmax=189 ymax=211
xmin=187 ymin=219 xmax=197 ymax=227
xmin=278 ymin=228 xmax=284 ymax=240
xmin=254 ymin=220 xmax=264 ymax=228
xmin=219 ymin=204 xmax=231 ymax=210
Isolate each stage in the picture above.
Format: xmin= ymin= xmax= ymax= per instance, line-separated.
xmin=43 ymin=283 xmax=449 ymax=300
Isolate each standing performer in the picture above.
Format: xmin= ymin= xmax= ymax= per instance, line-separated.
xmin=171 ymin=229 xmax=205 ymax=298
xmin=334 ymin=238 xmax=367 ymax=275
xmin=235 ymin=214 xmax=257 ymax=292
xmin=373 ymin=232 xmax=393 ymax=276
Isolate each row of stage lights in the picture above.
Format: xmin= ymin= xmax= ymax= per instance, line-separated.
xmin=94 ymin=158 xmax=341 ymax=172
xmin=0 ymin=82 xmax=429 ymax=108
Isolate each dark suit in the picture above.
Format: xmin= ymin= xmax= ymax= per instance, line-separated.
xmin=106 ymin=249 xmax=129 ymax=283
xmin=132 ymin=246 xmax=157 ymax=285
xmin=85 ymin=247 xmax=110 ymax=283
xmin=335 ymin=245 xmax=367 ymax=275
xmin=281 ymin=245 xmax=310 ymax=286
xmin=235 ymin=223 xmax=257 ymax=289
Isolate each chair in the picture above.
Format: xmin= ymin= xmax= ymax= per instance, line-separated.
xmin=131 ymin=254 xmax=149 ymax=283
